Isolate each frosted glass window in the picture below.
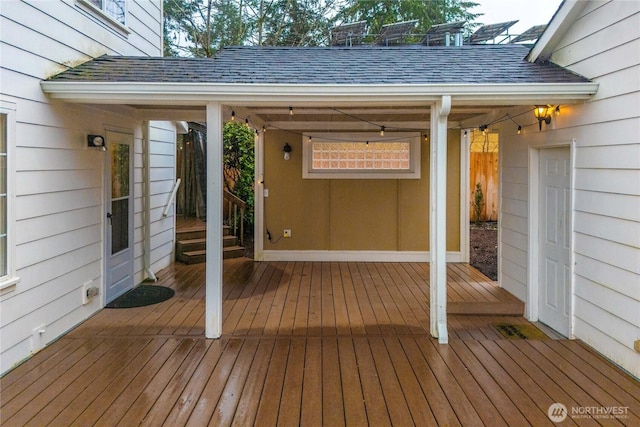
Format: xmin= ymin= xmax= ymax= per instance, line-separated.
xmin=303 ymin=132 xmax=421 ymax=179
xmin=311 ymin=142 xmax=411 ymax=170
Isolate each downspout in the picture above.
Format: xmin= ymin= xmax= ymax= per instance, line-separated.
xmin=142 ymin=121 xmax=157 ymax=282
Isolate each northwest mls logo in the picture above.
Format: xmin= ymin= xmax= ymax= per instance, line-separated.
xmin=548 ymin=403 xmax=568 ymax=422
xmin=548 ymin=403 xmax=629 ymax=422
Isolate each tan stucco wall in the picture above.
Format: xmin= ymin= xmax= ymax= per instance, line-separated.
xmin=263 ymin=130 xmax=460 ymax=251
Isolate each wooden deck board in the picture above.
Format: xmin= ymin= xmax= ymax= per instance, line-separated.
xmin=2 ymin=259 xmax=639 ymax=426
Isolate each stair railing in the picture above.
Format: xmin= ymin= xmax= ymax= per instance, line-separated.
xmin=223 ymin=190 xmax=246 ymax=246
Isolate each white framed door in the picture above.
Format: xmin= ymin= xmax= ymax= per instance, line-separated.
xmin=537 ymin=146 xmax=571 ymax=336
xmin=105 ymin=130 xmax=134 ymax=303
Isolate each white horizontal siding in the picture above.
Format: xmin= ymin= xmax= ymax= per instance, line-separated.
xmin=0 ymin=0 xmax=164 ymax=375
xmin=133 ymin=122 xmax=176 ymax=284
xmin=574 ymin=253 xmax=640 ymax=300
xmin=499 ymin=1 xmax=640 ymax=378
xmin=573 ymin=317 xmax=640 ymax=381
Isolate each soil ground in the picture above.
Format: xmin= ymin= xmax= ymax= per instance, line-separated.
xmin=470 ymin=222 xmax=498 ymax=281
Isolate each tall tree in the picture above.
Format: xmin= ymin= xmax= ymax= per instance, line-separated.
xmin=243 ymin=0 xmax=338 ymax=46
xmin=164 ymin=0 xmax=246 ymax=57
xmin=163 ymin=0 xmax=481 ymax=57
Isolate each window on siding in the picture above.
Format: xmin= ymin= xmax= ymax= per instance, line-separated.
xmin=84 ymin=0 xmax=126 ymax=25
xmin=0 ymin=104 xmax=19 ymax=292
xmin=302 ymin=132 xmax=421 ymax=179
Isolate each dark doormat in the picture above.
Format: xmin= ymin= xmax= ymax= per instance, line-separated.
xmin=494 ymin=323 xmax=548 ymax=340
xmin=106 ymin=285 xmax=175 ymax=309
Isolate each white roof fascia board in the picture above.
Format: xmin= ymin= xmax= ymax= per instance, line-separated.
xmin=528 ymin=0 xmax=589 ymax=63
xmin=40 ymin=82 xmax=598 ymax=106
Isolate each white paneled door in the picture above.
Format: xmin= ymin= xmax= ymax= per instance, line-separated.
xmin=538 ymin=147 xmax=571 ymax=337
xmin=105 ymin=130 xmax=134 ymax=303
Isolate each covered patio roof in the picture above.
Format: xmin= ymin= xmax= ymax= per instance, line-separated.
xmin=39 ymin=44 xmax=599 ymax=344
xmin=41 ymin=44 xmax=597 ymax=110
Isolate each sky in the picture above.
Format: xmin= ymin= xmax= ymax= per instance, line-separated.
xmin=470 ymin=0 xmax=563 ymax=35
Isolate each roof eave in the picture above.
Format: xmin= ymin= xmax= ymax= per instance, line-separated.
xmin=40 ymin=81 xmax=599 ymax=106
xmin=528 ymin=1 xmax=589 ymax=63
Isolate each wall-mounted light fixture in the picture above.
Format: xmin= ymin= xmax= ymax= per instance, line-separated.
xmin=88 ymin=134 xmax=105 ymax=148
xmin=534 ymin=105 xmax=552 ymax=131
xmin=283 ymin=143 xmax=292 ymax=160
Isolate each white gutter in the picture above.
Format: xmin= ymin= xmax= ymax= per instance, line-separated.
xmin=142 ymin=122 xmax=157 ymax=282
xmin=40 ymin=81 xmax=599 ymax=105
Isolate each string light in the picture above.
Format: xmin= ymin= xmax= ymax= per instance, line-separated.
xmin=517 ymin=126 xmax=522 ymax=134
xmin=380 ymin=126 xmax=385 ymax=136
xmin=262 ymin=125 xmax=267 ymax=133
xmin=245 ymin=117 xmax=250 ymax=128
xmin=289 ymin=107 xmax=294 ymax=116
xmin=231 ymin=110 xmax=235 ymax=121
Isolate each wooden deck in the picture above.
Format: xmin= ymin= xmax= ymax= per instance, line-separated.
xmin=2 ymin=259 xmax=639 ymax=426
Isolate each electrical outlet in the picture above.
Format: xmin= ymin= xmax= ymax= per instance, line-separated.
xmin=283 ymin=229 xmax=291 ymax=238
xmin=82 ymin=281 xmax=99 ymax=305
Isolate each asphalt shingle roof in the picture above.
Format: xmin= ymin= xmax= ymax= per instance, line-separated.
xmin=48 ymin=45 xmax=589 ymax=85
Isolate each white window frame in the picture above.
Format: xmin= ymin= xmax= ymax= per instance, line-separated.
xmin=77 ymin=0 xmax=129 ymax=32
xmin=302 ymin=132 xmax=421 ymax=179
xmin=0 ymin=101 xmax=19 ymax=294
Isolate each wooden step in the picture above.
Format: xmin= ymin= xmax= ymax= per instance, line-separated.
xmin=177 ymin=245 xmax=246 ymax=264
xmin=447 ymin=301 xmax=524 ymax=316
xmin=176 ymin=235 xmax=238 ymax=254
xmin=180 ymin=249 xmax=206 ymax=265
xmin=223 ymin=245 xmax=245 ymax=259
xmin=176 ymin=226 xmax=206 ymax=241
xmin=176 ymin=238 xmax=206 ymax=254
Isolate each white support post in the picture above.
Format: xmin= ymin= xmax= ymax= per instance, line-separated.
xmin=430 ymin=95 xmax=451 ymax=344
xmin=254 ymin=130 xmax=265 ymax=261
xmin=205 ymin=102 xmax=224 ymax=338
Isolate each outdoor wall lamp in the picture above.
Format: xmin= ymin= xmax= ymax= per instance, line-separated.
xmin=88 ymin=134 xmax=105 ymax=149
xmin=534 ymin=105 xmax=552 ymax=131
xmin=283 ymin=143 xmax=292 ymax=160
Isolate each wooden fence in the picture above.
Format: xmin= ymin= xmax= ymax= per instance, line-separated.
xmin=470 ymin=152 xmax=498 ymax=222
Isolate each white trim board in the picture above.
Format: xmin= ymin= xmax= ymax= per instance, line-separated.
xmin=262 ymin=250 xmax=463 ymax=263
xmin=41 ymin=82 xmax=599 ymax=105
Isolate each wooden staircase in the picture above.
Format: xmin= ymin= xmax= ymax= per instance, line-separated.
xmin=176 ymin=224 xmax=245 ymax=264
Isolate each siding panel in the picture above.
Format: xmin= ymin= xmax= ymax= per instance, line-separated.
xmin=0 ymin=0 xmax=164 ymax=375
xmin=500 ymin=2 xmax=640 ymax=377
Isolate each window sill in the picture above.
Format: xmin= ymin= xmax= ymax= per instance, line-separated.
xmin=0 ymin=276 xmax=20 ymax=295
